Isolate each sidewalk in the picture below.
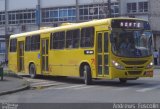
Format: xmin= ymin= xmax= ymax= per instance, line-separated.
xmin=0 ymin=73 xmax=30 ymax=96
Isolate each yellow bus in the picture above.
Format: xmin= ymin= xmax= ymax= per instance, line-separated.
xmin=8 ymin=18 xmax=154 ymax=85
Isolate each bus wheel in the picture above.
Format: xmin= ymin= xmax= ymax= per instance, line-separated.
xmin=119 ymin=78 xmax=127 ymax=83
xmin=83 ymin=65 xmax=92 ymax=85
xmin=29 ymin=64 xmax=36 ymax=78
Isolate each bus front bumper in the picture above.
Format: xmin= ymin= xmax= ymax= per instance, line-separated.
xmin=110 ymin=67 xmax=153 ymax=79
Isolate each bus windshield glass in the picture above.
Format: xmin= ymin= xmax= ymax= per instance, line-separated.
xmin=111 ymin=30 xmax=153 ymax=57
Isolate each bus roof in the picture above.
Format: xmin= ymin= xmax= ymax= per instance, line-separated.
xmin=10 ymin=17 xmax=147 ymax=39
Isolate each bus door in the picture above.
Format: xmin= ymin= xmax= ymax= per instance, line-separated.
xmin=97 ymin=32 xmax=109 ymax=77
xmin=18 ymin=41 xmax=24 ymax=71
xmin=41 ymin=38 xmax=49 ymax=73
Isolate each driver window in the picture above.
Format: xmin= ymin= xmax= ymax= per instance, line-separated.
xmin=140 ymin=34 xmax=147 ymax=47
xmin=112 ymin=32 xmax=120 ymax=52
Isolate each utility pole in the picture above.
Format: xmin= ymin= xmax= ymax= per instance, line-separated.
xmin=76 ymin=0 xmax=79 ymax=22
xmin=5 ymin=0 xmax=8 ymax=61
xmin=36 ymin=0 xmax=41 ymax=29
xmin=108 ymin=0 xmax=111 ymax=18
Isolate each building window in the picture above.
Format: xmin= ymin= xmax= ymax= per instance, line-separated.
xmin=80 ymin=27 xmax=94 ymax=47
xmin=79 ymin=3 xmax=119 ymax=21
xmin=127 ymin=3 xmax=137 ymax=13
xmin=0 ymin=12 xmax=5 ymax=25
xmin=8 ymin=10 xmax=35 ymax=25
xmin=139 ymin=2 xmax=148 ymax=12
xmin=111 ymin=3 xmax=119 ymax=17
xmin=66 ymin=29 xmax=80 ymax=48
xmin=10 ymin=39 xmax=17 ymax=52
xmin=0 ymin=42 xmax=6 ymax=53
xmin=42 ymin=7 xmax=76 ymax=23
xmin=51 ymin=32 xmax=65 ymax=49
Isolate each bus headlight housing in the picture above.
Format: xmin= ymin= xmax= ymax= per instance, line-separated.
xmin=112 ymin=60 xmax=124 ymax=70
xmin=146 ymin=62 xmax=153 ymax=69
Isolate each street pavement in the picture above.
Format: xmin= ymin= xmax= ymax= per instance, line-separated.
xmin=0 ymin=69 xmax=159 ymax=103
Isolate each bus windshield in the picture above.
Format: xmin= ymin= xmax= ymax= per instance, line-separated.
xmin=111 ymin=30 xmax=153 ymax=58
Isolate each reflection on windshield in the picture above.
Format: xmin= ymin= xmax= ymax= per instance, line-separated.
xmin=111 ymin=30 xmax=153 ymax=57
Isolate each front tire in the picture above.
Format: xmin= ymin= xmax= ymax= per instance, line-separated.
xmin=83 ymin=65 xmax=92 ymax=85
xmin=29 ymin=64 xmax=36 ymax=78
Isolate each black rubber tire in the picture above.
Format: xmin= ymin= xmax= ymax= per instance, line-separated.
xmin=119 ymin=78 xmax=127 ymax=83
xmin=29 ymin=64 xmax=36 ymax=78
xmin=83 ymin=65 xmax=92 ymax=85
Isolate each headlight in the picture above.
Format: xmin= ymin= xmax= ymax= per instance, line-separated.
xmin=112 ymin=60 xmax=124 ymax=70
xmin=146 ymin=62 xmax=153 ymax=69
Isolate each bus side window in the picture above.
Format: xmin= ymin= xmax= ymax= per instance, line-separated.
xmin=66 ymin=31 xmax=72 ymax=48
xmin=81 ymin=27 xmax=94 ymax=48
xmin=25 ymin=36 xmax=31 ymax=51
xmin=73 ymin=29 xmax=80 ymax=48
xmin=66 ymin=29 xmax=80 ymax=49
xmin=51 ymin=32 xmax=65 ymax=49
xmin=30 ymin=35 xmax=40 ymax=51
xmin=10 ymin=39 xmax=17 ymax=52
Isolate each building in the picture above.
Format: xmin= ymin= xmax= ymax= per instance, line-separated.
xmin=149 ymin=0 xmax=160 ymax=51
xmin=120 ymin=0 xmax=149 ymax=20
xmin=0 ymin=0 xmax=160 ymax=62
xmin=0 ymin=0 xmax=120 ymax=62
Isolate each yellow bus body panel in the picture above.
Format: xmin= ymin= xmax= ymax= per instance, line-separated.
xmin=8 ymin=18 xmax=153 ymax=80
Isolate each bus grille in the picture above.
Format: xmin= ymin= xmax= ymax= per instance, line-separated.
xmin=128 ymin=71 xmax=142 ymax=75
xmin=125 ymin=66 xmax=144 ymax=69
xmin=122 ymin=60 xmax=147 ymax=65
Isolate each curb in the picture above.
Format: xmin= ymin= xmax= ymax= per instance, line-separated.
xmin=4 ymin=72 xmax=23 ymax=79
xmin=0 ymin=72 xmax=30 ymax=96
xmin=0 ymin=83 xmax=30 ymax=96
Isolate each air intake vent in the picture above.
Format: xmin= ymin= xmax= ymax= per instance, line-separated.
xmin=122 ymin=60 xmax=147 ymax=65
xmin=128 ymin=71 xmax=142 ymax=75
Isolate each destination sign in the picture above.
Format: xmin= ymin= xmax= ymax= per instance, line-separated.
xmin=111 ymin=19 xmax=150 ymax=30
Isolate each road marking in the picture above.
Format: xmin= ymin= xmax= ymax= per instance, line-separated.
xmin=113 ymin=87 xmax=130 ymax=91
xmin=31 ymin=83 xmax=63 ymax=89
xmin=136 ymin=85 xmax=160 ymax=92
xmin=25 ymin=79 xmax=47 ymax=83
xmin=54 ymin=85 xmax=85 ymax=89
xmin=74 ymin=86 xmax=95 ymax=90
xmin=31 ymin=81 xmax=55 ymax=86
xmin=31 ymin=83 xmax=62 ymax=87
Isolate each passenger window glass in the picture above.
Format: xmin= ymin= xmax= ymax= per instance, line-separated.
xmin=51 ymin=32 xmax=65 ymax=49
xmin=10 ymin=39 xmax=17 ymax=52
xmin=80 ymin=27 xmax=94 ymax=47
xmin=66 ymin=29 xmax=80 ymax=48
xmin=31 ymin=35 xmax=40 ymax=51
xmin=25 ymin=36 xmax=31 ymax=51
